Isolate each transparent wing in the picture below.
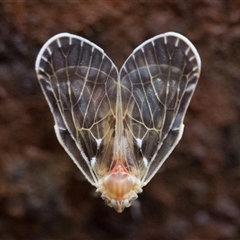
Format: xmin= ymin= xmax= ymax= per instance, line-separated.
xmin=120 ymin=32 xmax=201 ymax=185
xmin=35 ymin=33 xmax=118 ymax=185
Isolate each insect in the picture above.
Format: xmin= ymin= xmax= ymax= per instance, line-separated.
xmin=35 ymin=32 xmax=201 ymax=212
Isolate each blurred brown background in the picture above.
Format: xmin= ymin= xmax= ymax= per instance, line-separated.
xmin=0 ymin=1 xmax=240 ymax=239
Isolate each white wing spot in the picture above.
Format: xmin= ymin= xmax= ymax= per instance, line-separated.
xmin=166 ymin=82 xmax=170 ymax=94
xmin=96 ymin=138 xmax=102 ymax=148
xmin=136 ymin=138 xmax=143 ymax=148
xmin=42 ymin=56 xmax=48 ymax=62
xmin=193 ymin=72 xmax=200 ymax=77
xmin=164 ymin=36 xmax=167 ymax=44
xmin=46 ymin=85 xmax=53 ymax=91
xmin=185 ymin=47 xmax=190 ymax=55
xmin=189 ymin=56 xmax=195 ymax=62
xmin=47 ymin=47 xmax=52 ymax=55
xmin=192 ymin=66 xmax=198 ymax=71
xmin=175 ymin=38 xmax=179 ymax=47
xmin=69 ymin=37 xmax=72 ymax=45
xmin=38 ymin=67 xmax=45 ymax=72
xmin=57 ymin=39 xmax=61 ymax=48
xmin=91 ymin=157 xmax=96 ymax=167
xmin=143 ymin=157 xmax=148 ymax=167
xmin=186 ymin=83 xmax=195 ymax=91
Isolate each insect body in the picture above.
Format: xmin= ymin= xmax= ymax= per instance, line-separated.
xmin=35 ymin=32 xmax=201 ymax=212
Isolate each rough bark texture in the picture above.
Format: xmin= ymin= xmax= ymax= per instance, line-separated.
xmin=0 ymin=1 xmax=240 ymax=239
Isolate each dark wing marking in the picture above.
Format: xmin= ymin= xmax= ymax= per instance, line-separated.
xmin=120 ymin=32 xmax=201 ymax=184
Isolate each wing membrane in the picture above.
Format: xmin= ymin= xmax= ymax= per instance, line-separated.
xmin=36 ymin=32 xmax=201 ymax=201
xmin=35 ymin=33 xmax=118 ymax=185
xmin=120 ymin=32 xmax=201 ymax=184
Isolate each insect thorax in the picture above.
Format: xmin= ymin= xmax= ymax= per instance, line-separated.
xmin=96 ymin=162 xmax=143 ymax=212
